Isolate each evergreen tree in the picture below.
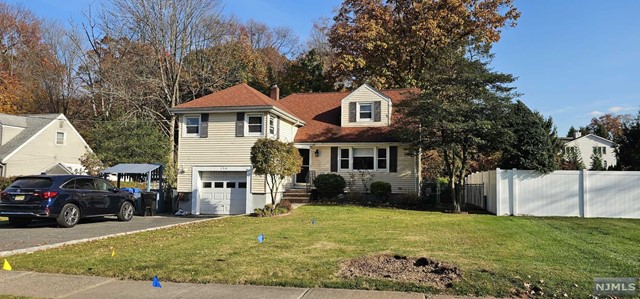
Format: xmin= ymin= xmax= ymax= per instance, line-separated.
xmin=561 ymin=147 xmax=585 ymax=170
xmin=567 ymin=126 xmax=577 ymax=138
xmin=500 ymin=101 xmax=557 ymax=172
xmin=589 ymin=151 xmax=605 ymax=170
xmin=394 ymin=48 xmax=515 ymax=213
xmin=88 ymin=119 xmax=170 ymax=167
xmin=616 ymin=112 xmax=640 ymax=170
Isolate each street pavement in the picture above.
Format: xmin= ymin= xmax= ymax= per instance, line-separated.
xmin=0 ymin=215 xmax=209 ymax=256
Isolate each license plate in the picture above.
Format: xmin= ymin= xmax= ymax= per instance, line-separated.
xmin=14 ymin=195 xmax=25 ymax=201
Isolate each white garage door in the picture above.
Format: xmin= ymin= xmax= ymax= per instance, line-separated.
xmin=199 ymin=171 xmax=247 ymax=214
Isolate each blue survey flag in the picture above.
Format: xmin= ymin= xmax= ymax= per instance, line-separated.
xmin=257 ymin=233 xmax=264 ymax=244
xmin=152 ymin=276 xmax=162 ymax=288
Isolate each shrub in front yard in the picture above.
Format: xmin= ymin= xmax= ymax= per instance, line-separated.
xmin=370 ymin=181 xmax=392 ymax=201
xmin=253 ymin=200 xmax=293 ymax=217
xmin=313 ymin=174 xmax=346 ymax=199
xmin=0 ymin=176 xmax=17 ymax=190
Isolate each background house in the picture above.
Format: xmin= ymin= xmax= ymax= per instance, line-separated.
xmin=560 ymin=132 xmax=617 ymax=168
xmin=0 ymin=114 xmax=92 ymax=177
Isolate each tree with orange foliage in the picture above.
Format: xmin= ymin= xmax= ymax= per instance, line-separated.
xmin=328 ymin=0 xmax=520 ymax=89
xmin=0 ymin=2 xmax=54 ymax=113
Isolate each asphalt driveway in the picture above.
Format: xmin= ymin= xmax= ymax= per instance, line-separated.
xmin=0 ymin=216 xmax=208 ymax=254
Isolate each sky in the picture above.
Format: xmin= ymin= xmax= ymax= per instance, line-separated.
xmin=5 ymin=0 xmax=640 ymax=136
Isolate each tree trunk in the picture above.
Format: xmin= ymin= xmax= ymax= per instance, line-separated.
xmin=443 ymin=148 xmax=457 ymax=208
xmin=453 ymin=183 xmax=461 ymax=213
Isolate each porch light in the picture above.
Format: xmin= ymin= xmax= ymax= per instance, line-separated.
xmin=314 ymin=149 xmax=320 ymax=157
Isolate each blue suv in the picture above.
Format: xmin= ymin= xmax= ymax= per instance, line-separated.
xmin=0 ymin=175 xmax=136 ymax=228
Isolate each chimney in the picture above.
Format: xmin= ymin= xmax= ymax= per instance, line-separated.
xmin=270 ymin=84 xmax=279 ymax=101
xmin=574 ymin=132 xmax=582 ymax=139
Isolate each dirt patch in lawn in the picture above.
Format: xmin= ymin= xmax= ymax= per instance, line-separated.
xmin=338 ymin=254 xmax=461 ymax=288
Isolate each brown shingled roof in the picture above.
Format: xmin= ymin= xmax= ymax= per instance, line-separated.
xmin=173 ymin=83 xmax=300 ymax=119
xmin=279 ymin=88 xmax=419 ymax=143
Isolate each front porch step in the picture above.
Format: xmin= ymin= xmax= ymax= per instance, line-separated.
xmin=283 ymin=197 xmax=309 ymax=203
xmin=286 ymin=188 xmax=311 ymax=193
xmin=282 ymin=188 xmax=311 ymax=203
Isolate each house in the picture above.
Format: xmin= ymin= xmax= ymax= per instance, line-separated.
xmin=171 ymin=83 xmax=421 ymax=215
xmin=560 ymin=132 xmax=617 ymax=168
xmin=0 ymin=113 xmax=92 ymax=177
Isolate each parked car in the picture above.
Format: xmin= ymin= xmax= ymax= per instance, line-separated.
xmin=0 ymin=175 xmax=136 ymax=228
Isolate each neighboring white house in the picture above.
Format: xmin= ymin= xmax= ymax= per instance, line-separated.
xmin=561 ymin=133 xmax=617 ymax=169
xmin=0 ymin=113 xmax=92 ymax=177
xmin=171 ymin=83 xmax=421 ymax=215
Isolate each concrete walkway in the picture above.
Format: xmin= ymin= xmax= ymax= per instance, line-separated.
xmin=0 ymin=271 xmax=481 ymax=299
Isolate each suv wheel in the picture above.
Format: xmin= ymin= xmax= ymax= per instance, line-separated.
xmin=117 ymin=201 xmax=134 ymax=221
xmin=57 ymin=203 xmax=80 ymax=228
xmin=8 ymin=217 xmax=31 ymax=228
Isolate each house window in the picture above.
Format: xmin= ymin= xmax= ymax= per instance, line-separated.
xmin=357 ymin=103 xmax=372 ymax=121
xmin=340 ymin=148 xmax=350 ymax=170
xmin=246 ymin=114 xmax=263 ymax=136
xmin=339 ymin=147 xmax=389 ymax=171
xmin=593 ymin=146 xmax=606 ymax=155
xmin=184 ymin=115 xmax=200 ymax=136
xmin=377 ymin=148 xmax=388 ymax=169
xmin=353 ymin=148 xmax=375 ymax=170
xmin=604 ymin=160 xmax=608 ymax=168
xmin=55 ymin=131 xmax=66 ymax=145
xmin=269 ymin=115 xmax=277 ymax=137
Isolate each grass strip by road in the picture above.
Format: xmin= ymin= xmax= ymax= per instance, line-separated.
xmin=6 ymin=205 xmax=640 ymax=297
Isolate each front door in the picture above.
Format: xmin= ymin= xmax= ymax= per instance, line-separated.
xmin=295 ymin=149 xmax=310 ymax=184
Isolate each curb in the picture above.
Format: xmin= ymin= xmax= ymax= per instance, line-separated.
xmin=0 ymin=216 xmax=233 ymax=258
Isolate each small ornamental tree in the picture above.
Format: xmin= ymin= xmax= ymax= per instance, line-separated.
xmin=250 ymin=138 xmax=302 ymax=205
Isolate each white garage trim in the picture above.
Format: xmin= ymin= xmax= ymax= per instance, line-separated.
xmin=191 ymin=166 xmax=253 ymax=215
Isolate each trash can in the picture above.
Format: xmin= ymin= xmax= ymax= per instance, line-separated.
xmin=141 ymin=191 xmax=158 ymax=216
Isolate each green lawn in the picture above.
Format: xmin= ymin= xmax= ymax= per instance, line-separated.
xmin=6 ymin=206 xmax=640 ymax=297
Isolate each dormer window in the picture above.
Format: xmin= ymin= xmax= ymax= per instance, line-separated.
xmin=358 ymin=103 xmax=373 ymax=121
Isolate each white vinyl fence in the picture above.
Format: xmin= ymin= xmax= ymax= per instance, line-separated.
xmin=466 ymin=169 xmax=640 ymax=219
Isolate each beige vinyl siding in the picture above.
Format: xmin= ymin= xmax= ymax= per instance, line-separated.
xmin=310 ymin=144 xmax=418 ymax=193
xmin=277 ymin=117 xmax=298 ymax=143
xmin=177 ymin=112 xmax=265 ymax=193
xmin=1 ymin=126 xmax=24 ymax=146
xmin=340 ymin=86 xmax=390 ymax=127
xmin=4 ymin=119 xmax=90 ymax=177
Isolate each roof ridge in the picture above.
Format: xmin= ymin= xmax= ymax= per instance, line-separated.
xmin=240 ymin=83 xmax=277 ymax=106
xmin=282 ymin=88 xmax=419 ymax=98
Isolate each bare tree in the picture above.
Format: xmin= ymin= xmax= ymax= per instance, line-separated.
xmin=96 ymin=0 xmax=227 ymax=182
xmin=39 ymin=21 xmax=84 ymax=116
xmin=244 ymin=19 xmax=300 ymax=57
